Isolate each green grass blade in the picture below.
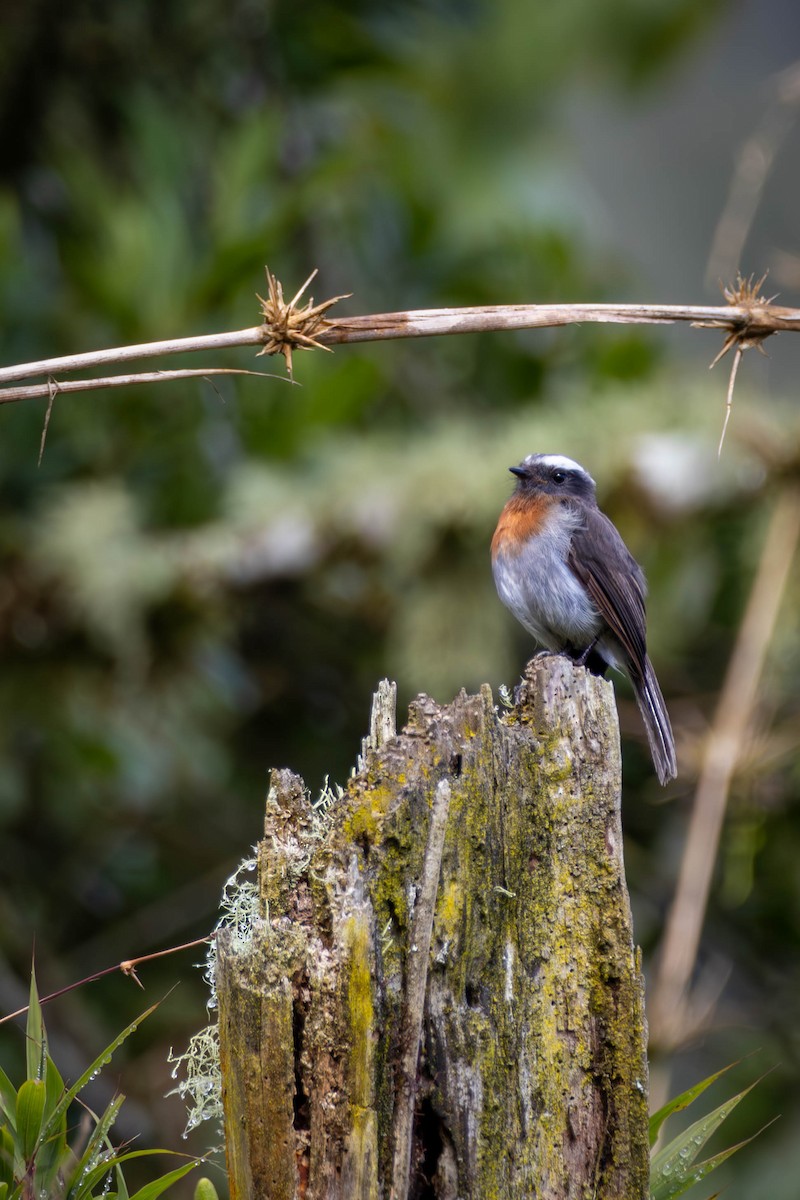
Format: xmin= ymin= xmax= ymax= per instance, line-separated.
xmin=0 ymin=1125 xmax=15 ymax=1189
xmin=114 ymin=1158 xmax=130 ymax=1200
xmin=651 ymin=1127 xmax=765 ymax=1200
xmin=69 ymin=1149 xmax=195 ymax=1200
xmin=650 ymin=1081 xmax=756 ymax=1200
xmin=67 ymin=1095 xmax=125 ymax=1199
xmin=125 ymin=1160 xmax=199 ymax=1200
xmin=24 ymin=969 xmax=45 ymax=1082
xmin=0 ymin=1068 xmax=17 ymax=1128
xmin=47 ymin=1002 xmax=158 ymax=1133
xmin=15 ymin=1079 xmax=46 ymax=1161
xmin=36 ymin=1053 xmax=68 ymax=1186
xmin=649 ymin=1063 xmax=736 ymax=1148
xmin=42 ymin=1053 xmax=65 ymax=1122
xmin=69 ymin=1156 xmax=124 ymax=1200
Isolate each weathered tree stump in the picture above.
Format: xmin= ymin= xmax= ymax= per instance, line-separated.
xmin=217 ymin=657 xmax=649 ymax=1199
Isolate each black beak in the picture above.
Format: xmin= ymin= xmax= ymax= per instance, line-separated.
xmin=509 ymin=465 xmax=527 ymax=479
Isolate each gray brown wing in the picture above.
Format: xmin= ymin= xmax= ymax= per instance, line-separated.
xmin=567 ymin=505 xmax=648 ymax=675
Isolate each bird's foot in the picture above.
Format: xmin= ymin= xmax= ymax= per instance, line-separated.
xmin=530 ymin=641 xmax=610 ymax=679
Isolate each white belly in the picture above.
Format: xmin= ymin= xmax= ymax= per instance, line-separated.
xmin=492 ymin=513 xmax=601 ymax=650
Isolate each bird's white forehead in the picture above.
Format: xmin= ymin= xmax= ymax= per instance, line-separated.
xmin=523 ymin=453 xmax=594 ymax=481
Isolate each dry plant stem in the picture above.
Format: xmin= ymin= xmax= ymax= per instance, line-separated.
xmin=0 ymin=328 xmax=266 ymax=385
xmin=717 ymin=344 xmax=743 ymax=458
xmin=650 ymin=485 xmax=800 ymax=1053
xmin=38 ymin=383 xmax=56 ymax=466
xmin=706 ymin=60 xmax=800 ymax=287
xmin=0 ymin=367 xmax=289 ymax=405
xmin=319 ymin=301 xmax=800 ymax=344
xmin=0 ymin=934 xmax=212 ymax=1025
xmin=2 ymin=301 xmax=800 ymax=396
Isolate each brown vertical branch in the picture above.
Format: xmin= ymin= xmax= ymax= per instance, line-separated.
xmin=706 ymin=61 xmax=800 ymax=287
xmin=217 ymin=658 xmax=649 ymax=1199
xmin=650 ymin=485 xmax=800 ymax=1055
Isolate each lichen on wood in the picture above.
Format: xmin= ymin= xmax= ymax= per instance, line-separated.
xmin=216 ymin=656 xmax=649 ymax=1199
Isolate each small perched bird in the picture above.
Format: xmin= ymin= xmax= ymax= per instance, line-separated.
xmin=491 ymin=453 xmax=677 ymax=784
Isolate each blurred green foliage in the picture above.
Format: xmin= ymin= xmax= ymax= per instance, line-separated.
xmin=0 ymin=1 xmax=799 ymax=1196
xmin=0 ymin=970 xmax=198 ymax=1200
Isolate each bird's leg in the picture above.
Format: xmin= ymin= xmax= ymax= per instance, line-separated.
xmin=574 ymin=635 xmax=600 ymax=667
xmin=573 ymin=636 xmax=610 ymax=679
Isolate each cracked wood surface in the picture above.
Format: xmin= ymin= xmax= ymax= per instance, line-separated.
xmin=217 ymin=658 xmax=649 ymax=1199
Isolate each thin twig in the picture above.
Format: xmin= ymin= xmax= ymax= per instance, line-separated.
xmin=0 ymin=367 xmax=294 ymax=406
xmin=0 ymin=934 xmax=213 ymax=1025
xmin=38 ymin=379 xmax=57 ymax=465
xmin=706 ymin=60 xmax=800 ymax=287
xmin=717 ymin=344 xmax=743 ymax=458
xmin=0 ymin=330 xmax=267 ymax=385
xmin=649 ymin=485 xmax=800 ymax=1054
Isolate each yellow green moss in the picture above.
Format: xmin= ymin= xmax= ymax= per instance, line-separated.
xmin=342 ymin=782 xmax=396 ymax=847
xmin=346 ymin=914 xmax=374 ymax=1108
xmin=436 ymin=880 xmax=463 ymax=945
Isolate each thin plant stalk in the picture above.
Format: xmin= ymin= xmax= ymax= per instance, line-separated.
xmin=650 ymin=484 xmax=800 ymax=1059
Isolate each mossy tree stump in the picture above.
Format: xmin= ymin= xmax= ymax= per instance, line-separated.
xmin=216 ymin=657 xmax=649 ymax=1199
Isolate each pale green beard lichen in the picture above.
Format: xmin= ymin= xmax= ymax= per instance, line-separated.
xmin=167 ymin=855 xmax=259 ymax=1137
xmin=167 ymin=777 xmax=344 ymax=1137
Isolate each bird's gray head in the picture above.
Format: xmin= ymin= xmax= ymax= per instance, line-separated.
xmin=508 ymin=453 xmax=597 ymax=501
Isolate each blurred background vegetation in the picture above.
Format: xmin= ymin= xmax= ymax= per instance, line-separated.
xmin=1 ymin=0 xmax=800 ymax=1195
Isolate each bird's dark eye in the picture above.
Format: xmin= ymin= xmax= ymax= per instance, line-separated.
xmin=552 ymin=470 xmax=566 ymax=484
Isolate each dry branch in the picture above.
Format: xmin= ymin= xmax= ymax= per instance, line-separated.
xmin=0 ymin=368 xmax=293 ymax=406
xmin=0 ymin=328 xmax=266 ymax=386
xmin=1 ymin=271 xmax=799 ymax=404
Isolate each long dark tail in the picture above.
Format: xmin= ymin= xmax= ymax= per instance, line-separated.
xmin=632 ymin=656 xmax=677 ymax=785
